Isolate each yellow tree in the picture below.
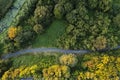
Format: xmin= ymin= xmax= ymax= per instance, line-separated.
xmin=8 ymin=27 xmax=17 ymax=40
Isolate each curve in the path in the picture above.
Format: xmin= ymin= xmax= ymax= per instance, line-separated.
xmin=2 ymin=48 xmax=91 ymax=59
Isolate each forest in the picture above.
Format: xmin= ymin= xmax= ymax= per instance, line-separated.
xmin=0 ymin=0 xmax=120 ymax=79
xmin=0 ymin=0 xmax=120 ymax=53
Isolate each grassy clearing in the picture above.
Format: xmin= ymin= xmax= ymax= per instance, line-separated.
xmin=32 ymin=19 xmax=67 ymax=48
xmin=10 ymin=53 xmax=62 ymax=68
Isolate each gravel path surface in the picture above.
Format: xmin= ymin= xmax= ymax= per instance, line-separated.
xmin=2 ymin=48 xmax=91 ymax=59
xmin=2 ymin=46 xmax=120 ymax=59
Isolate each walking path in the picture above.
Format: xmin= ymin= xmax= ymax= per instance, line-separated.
xmin=2 ymin=48 xmax=91 ymax=59
xmin=2 ymin=46 xmax=120 ymax=59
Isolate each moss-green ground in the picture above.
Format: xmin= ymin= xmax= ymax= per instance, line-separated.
xmin=32 ymin=19 xmax=67 ymax=48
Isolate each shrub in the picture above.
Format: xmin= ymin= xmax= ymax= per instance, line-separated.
xmin=59 ymin=54 xmax=78 ymax=67
xmin=43 ymin=65 xmax=70 ymax=79
xmin=33 ymin=24 xmax=44 ymax=34
xmin=0 ymin=60 xmax=11 ymax=78
xmin=27 ymin=16 xmax=35 ymax=26
xmin=79 ymin=54 xmax=120 ymax=80
xmin=8 ymin=27 xmax=17 ymax=40
xmin=54 ymin=4 xmax=65 ymax=19
xmin=3 ymin=42 xmax=15 ymax=53
xmin=92 ymin=36 xmax=107 ymax=50
xmin=113 ymin=13 xmax=120 ymax=27
xmin=87 ymin=0 xmax=113 ymax=12
xmin=64 ymin=2 xmax=73 ymax=13
xmin=34 ymin=6 xmax=50 ymax=24
xmin=98 ymin=0 xmax=113 ymax=12
xmin=2 ymin=65 xmax=41 ymax=80
xmin=4 ymin=26 xmax=34 ymax=53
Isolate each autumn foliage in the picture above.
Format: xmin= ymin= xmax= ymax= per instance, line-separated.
xmin=1 ymin=53 xmax=120 ymax=79
xmin=8 ymin=27 xmax=17 ymax=40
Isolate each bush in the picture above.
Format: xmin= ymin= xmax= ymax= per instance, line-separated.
xmin=113 ymin=13 xmax=120 ymax=27
xmin=54 ymin=4 xmax=65 ymax=19
xmin=98 ymin=0 xmax=113 ymax=12
xmin=8 ymin=27 xmax=18 ymax=40
xmin=92 ymin=36 xmax=107 ymax=50
xmin=37 ymin=0 xmax=55 ymax=6
xmin=2 ymin=65 xmax=41 ymax=80
xmin=33 ymin=24 xmax=44 ymax=34
xmin=0 ymin=60 xmax=11 ymax=78
xmin=59 ymin=54 xmax=78 ymax=67
xmin=4 ymin=26 xmax=34 ymax=53
xmin=34 ymin=6 xmax=51 ymax=25
xmin=43 ymin=65 xmax=70 ymax=79
xmin=3 ymin=42 xmax=15 ymax=53
xmin=64 ymin=2 xmax=73 ymax=13
xmin=87 ymin=0 xmax=98 ymax=9
xmin=78 ymin=54 xmax=120 ymax=80
xmin=27 ymin=16 xmax=35 ymax=26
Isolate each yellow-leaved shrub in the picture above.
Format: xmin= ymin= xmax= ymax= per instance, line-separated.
xmin=59 ymin=54 xmax=78 ymax=67
xmin=78 ymin=55 xmax=120 ymax=80
xmin=43 ymin=65 xmax=70 ymax=80
xmin=2 ymin=65 xmax=39 ymax=80
xmin=8 ymin=27 xmax=17 ymax=40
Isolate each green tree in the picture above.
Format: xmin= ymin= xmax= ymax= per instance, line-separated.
xmin=34 ymin=6 xmax=51 ymax=25
xmin=98 ymin=0 xmax=113 ymax=12
xmin=113 ymin=13 xmax=120 ymax=27
xmin=22 ymin=31 xmax=34 ymax=42
xmin=33 ymin=24 xmax=44 ymax=34
xmin=54 ymin=4 xmax=65 ymax=19
xmin=66 ymin=9 xmax=78 ymax=24
xmin=4 ymin=42 xmax=15 ymax=53
xmin=92 ymin=36 xmax=107 ymax=50
xmin=66 ymin=24 xmax=74 ymax=34
xmin=87 ymin=0 xmax=98 ymax=9
xmin=27 ymin=16 xmax=35 ymax=26
xmin=37 ymin=0 xmax=54 ymax=6
xmin=0 ymin=60 xmax=11 ymax=77
xmin=64 ymin=2 xmax=73 ymax=13
xmin=77 ymin=2 xmax=88 ymax=18
xmin=58 ymin=0 xmax=69 ymax=4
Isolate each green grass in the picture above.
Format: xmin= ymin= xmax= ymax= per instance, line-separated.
xmin=10 ymin=53 xmax=61 ymax=68
xmin=7 ymin=49 xmax=120 ymax=68
xmin=32 ymin=19 xmax=67 ymax=48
